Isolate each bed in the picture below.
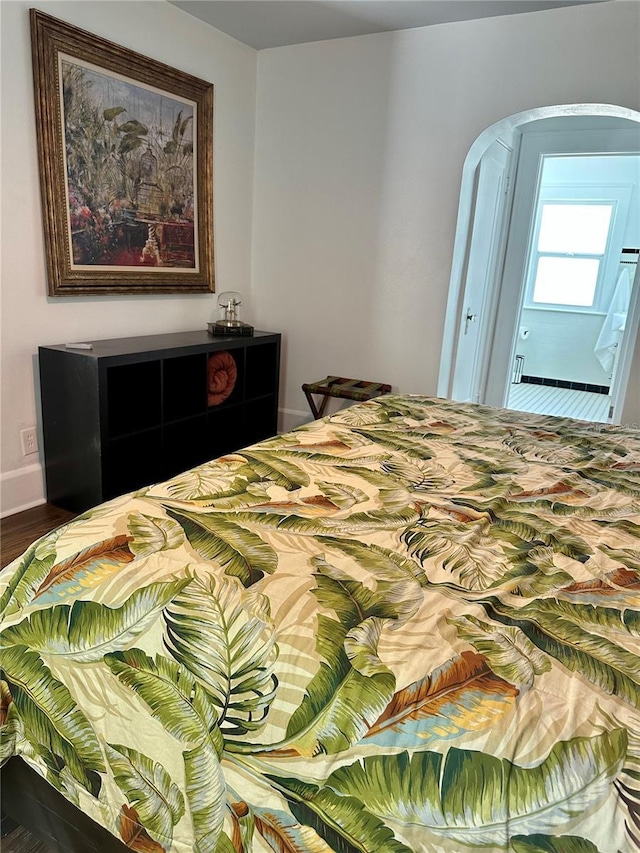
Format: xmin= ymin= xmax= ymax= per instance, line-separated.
xmin=1 ymin=394 xmax=639 ymax=853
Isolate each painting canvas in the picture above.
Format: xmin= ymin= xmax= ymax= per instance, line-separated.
xmin=31 ymin=10 xmax=214 ymax=295
xmin=62 ymin=57 xmax=198 ymax=270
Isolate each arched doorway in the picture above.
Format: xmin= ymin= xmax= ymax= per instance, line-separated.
xmin=438 ymin=104 xmax=640 ymax=423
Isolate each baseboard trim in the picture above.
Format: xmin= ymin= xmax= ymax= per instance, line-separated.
xmin=521 ymin=375 xmax=610 ymax=395
xmin=0 ymin=462 xmax=46 ymax=518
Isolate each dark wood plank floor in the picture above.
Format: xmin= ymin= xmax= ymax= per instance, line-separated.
xmin=1 ymin=825 xmax=53 ymax=853
xmin=1 ymin=503 xmax=77 ymax=852
xmin=1 ymin=503 xmax=76 ymax=569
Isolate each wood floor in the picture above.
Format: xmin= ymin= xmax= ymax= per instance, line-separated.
xmin=1 ymin=825 xmax=53 ymax=853
xmin=1 ymin=503 xmax=77 ymax=852
xmin=1 ymin=503 xmax=76 ymax=569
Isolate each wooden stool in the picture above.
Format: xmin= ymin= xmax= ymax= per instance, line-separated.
xmin=302 ymin=376 xmax=392 ymax=420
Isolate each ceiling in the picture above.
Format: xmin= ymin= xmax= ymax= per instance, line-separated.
xmin=169 ymin=0 xmax=608 ymax=50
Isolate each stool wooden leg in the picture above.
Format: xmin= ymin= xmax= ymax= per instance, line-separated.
xmin=302 ymin=385 xmax=332 ymax=420
xmin=303 ymin=386 xmax=321 ymax=419
xmin=317 ymin=395 xmax=330 ymax=418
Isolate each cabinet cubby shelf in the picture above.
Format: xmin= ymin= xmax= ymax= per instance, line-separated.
xmin=39 ymin=330 xmax=281 ymax=513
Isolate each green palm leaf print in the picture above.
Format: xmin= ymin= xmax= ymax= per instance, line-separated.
xmin=1 ymin=579 xmax=190 ymax=663
xmin=106 ymin=743 xmax=185 ymax=844
xmin=164 ymin=574 xmax=278 ymax=737
xmin=1 ymin=645 xmax=104 ymax=790
xmin=127 ymin=512 xmax=184 ymax=556
xmin=479 ymin=596 xmax=640 ymax=706
xmin=264 ymin=775 xmax=411 ymax=853
xmin=166 ymin=509 xmax=278 ymax=587
xmin=510 ymin=835 xmax=601 ymax=852
xmin=0 ymin=529 xmax=61 ymax=615
xmin=105 ymin=649 xmax=226 ymax=852
xmin=326 ymin=730 xmax=627 ymax=846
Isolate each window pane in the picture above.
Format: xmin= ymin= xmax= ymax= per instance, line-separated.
xmin=532 ymin=257 xmax=599 ymax=306
xmin=538 ymin=204 xmax=612 ymax=254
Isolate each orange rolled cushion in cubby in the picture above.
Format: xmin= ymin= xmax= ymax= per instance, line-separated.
xmin=207 ymin=350 xmax=238 ymax=406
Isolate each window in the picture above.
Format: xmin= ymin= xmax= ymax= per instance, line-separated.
xmin=522 ymin=156 xmax=633 ymax=314
xmin=528 ymin=201 xmax=614 ymax=309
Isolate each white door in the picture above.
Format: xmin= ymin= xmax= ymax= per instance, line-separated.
xmin=451 ymin=140 xmax=514 ymax=402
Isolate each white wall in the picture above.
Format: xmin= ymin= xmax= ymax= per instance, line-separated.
xmin=518 ymin=308 xmax=612 ymax=385
xmin=1 ymin=0 xmax=257 ymax=513
xmin=251 ymin=1 xmax=640 ymax=427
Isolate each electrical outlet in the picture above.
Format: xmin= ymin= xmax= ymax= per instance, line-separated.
xmin=21 ymin=427 xmax=39 ymax=456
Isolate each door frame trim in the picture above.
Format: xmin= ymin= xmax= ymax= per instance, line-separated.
xmin=450 ymin=139 xmax=515 ymax=403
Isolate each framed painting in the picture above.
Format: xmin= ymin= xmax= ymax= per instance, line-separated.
xmin=30 ymin=9 xmax=214 ymax=295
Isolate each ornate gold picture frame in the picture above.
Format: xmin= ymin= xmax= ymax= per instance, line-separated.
xmin=30 ymin=10 xmax=215 ymax=295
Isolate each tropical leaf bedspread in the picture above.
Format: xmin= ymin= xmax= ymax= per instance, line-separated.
xmin=1 ymin=395 xmax=640 ymax=853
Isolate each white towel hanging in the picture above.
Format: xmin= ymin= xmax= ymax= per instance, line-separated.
xmin=594 ymin=267 xmax=632 ymax=373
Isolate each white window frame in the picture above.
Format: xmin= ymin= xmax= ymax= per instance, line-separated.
xmin=523 ymin=181 xmax=632 ymax=314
